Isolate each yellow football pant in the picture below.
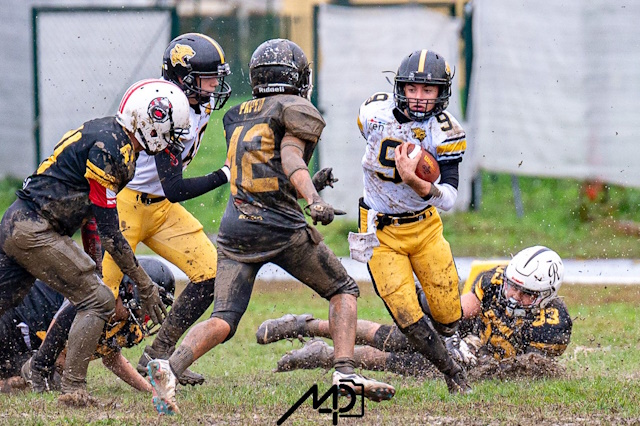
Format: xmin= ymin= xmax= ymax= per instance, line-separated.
xmin=360 ymin=205 xmax=461 ymax=329
xmin=102 ymin=187 xmax=217 ymax=296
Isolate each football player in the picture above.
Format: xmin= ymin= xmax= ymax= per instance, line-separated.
xmin=352 ymin=49 xmax=470 ymax=393
xmin=108 ymin=33 xmax=232 ymax=388
xmin=145 ymin=38 xmax=395 ymax=415
xmin=3 ymin=258 xmax=174 ymax=394
xmin=26 ymin=33 xmax=233 ymax=393
xmin=0 ymin=78 xmax=188 ymax=402
xmin=258 ymin=246 xmax=572 ymax=378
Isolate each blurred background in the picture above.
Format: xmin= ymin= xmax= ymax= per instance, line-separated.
xmin=1 ymin=0 xmax=639 ymax=260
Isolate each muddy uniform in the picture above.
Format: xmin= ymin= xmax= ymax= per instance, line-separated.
xmin=0 ymin=116 xmax=138 ymax=390
xmin=213 ymin=95 xmax=359 ymax=337
xmin=0 ymin=116 xmax=136 ymax=312
xmin=0 ymin=281 xmax=64 ymax=378
xmin=462 ymin=266 xmax=573 ymax=359
xmin=93 ymin=314 xmax=145 ymax=359
xmin=357 ymin=93 xmax=466 ymax=332
xmin=101 ymin=101 xmax=226 ymax=297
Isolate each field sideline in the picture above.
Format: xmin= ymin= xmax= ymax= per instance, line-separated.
xmin=1 ymin=281 xmax=639 ymax=425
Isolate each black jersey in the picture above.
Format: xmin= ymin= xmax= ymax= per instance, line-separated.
xmin=461 ymin=266 xmax=573 ymax=359
xmin=217 ymin=95 xmax=325 ymax=259
xmin=17 ymin=117 xmax=136 ymax=236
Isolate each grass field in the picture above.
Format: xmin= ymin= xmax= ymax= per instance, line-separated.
xmin=1 ymin=282 xmax=639 ymax=425
xmin=1 ymin=97 xmax=640 ymax=424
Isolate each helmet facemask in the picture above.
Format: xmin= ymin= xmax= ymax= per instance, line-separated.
xmin=500 ymin=275 xmax=549 ymax=317
xmin=393 ymin=50 xmax=453 ymax=121
xmin=394 ymin=81 xmax=451 ymax=121
xmin=137 ymin=98 xmax=188 ymax=155
xmin=500 ymin=245 xmax=564 ymax=317
xmin=181 ymin=62 xmax=232 ymax=109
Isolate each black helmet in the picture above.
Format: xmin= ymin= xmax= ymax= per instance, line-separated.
xmin=394 ymin=49 xmax=452 ymax=121
xmin=120 ymin=258 xmax=176 ymax=311
xmin=249 ymin=38 xmax=312 ymax=99
xmin=138 ymin=257 xmax=175 ymax=307
xmin=162 ymin=33 xmax=232 ymax=109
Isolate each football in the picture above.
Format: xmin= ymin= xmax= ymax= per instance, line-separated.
xmin=407 ymin=144 xmax=440 ymax=183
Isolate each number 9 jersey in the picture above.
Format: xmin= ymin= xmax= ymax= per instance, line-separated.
xmin=357 ymin=92 xmax=466 ymax=213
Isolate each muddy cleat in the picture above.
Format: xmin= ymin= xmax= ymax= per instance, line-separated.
xmin=147 ymin=359 xmax=180 ymax=415
xmin=332 ymin=371 xmax=395 ymax=402
xmin=20 ymin=357 xmax=51 ymax=393
xmin=137 ymin=346 xmax=204 ymax=386
xmin=256 ymin=314 xmax=314 ymax=344
xmin=276 ymin=338 xmax=334 ymax=372
xmin=445 ymin=370 xmax=473 ymax=395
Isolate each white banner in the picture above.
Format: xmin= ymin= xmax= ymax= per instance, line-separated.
xmin=467 ymin=0 xmax=640 ymax=188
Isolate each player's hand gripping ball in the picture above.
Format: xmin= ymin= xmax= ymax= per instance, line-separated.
xmin=407 ymin=145 xmax=440 ymax=183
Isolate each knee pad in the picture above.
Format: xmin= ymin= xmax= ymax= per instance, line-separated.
xmin=402 ymin=316 xmax=457 ymax=375
xmin=329 ymin=277 xmax=360 ymax=299
xmin=372 ymin=325 xmax=411 ymax=352
xmin=170 ymin=278 xmax=216 ymax=326
xmin=211 ymin=311 xmax=242 ymax=342
xmin=432 ymin=319 xmax=460 ymax=338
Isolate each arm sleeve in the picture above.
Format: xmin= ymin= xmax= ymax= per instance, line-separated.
xmin=154 ymin=147 xmax=229 ymax=203
xmin=90 ymin=204 xmax=140 ymax=280
xmin=422 ymin=160 xmax=460 ymax=211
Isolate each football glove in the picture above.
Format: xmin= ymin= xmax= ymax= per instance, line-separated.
xmin=311 ymin=167 xmax=339 ymax=192
xmin=445 ymin=332 xmax=478 ymax=368
xmin=304 ymin=198 xmax=346 ymax=226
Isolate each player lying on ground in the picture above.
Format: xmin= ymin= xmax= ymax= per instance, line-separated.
xmin=258 ymin=246 xmax=572 ymax=378
xmin=0 ymin=258 xmax=174 ymax=394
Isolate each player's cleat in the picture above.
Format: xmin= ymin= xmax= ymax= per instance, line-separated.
xmin=276 ymin=338 xmax=334 ymax=372
xmin=20 ymin=357 xmax=51 ymax=393
xmin=332 ymin=370 xmax=395 ymax=402
xmin=256 ymin=314 xmax=314 ymax=344
xmin=444 ymin=369 xmax=473 ymax=395
xmin=147 ymin=359 xmax=180 ymax=415
xmin=137 ymin=345 xmax=204 ymax=386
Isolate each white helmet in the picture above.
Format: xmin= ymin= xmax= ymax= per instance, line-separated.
xmin=502 ymin=246 xmax=564 ymax=316
xmin=116 ymin=78 xmax=190 ymax=155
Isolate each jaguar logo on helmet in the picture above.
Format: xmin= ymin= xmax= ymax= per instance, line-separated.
xmin=170 ymin=44 xmax=196 ymax=68
xmin=147 ymin=97 xmax=173 ymax=123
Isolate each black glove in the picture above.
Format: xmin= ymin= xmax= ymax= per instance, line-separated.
xmin=311 ymin=167 xmax=339 ymax=192
xmin=304 ymin=198 xmax=346 ymax=226
xmin=138 ymin=282 xmax=167 ymax=327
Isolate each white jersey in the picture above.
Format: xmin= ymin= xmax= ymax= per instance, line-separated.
xmin=357 ymin=92 xmax=466 ymax=214
xmin=127 ymin=103 xmax=211 ymax=196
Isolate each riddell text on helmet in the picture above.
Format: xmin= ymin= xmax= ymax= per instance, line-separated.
xmin=258 ymin=86 xmax=286 ymax=93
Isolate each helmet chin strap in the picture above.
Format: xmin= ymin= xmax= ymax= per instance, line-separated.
xmin=137 ymin=129 xmax=157 ymax=156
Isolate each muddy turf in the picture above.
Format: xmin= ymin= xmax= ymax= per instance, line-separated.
xmin=1 ymin=281 xmax=639 ymax=425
